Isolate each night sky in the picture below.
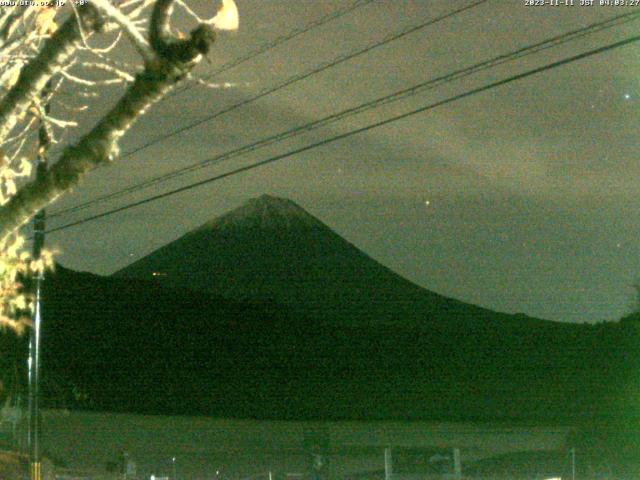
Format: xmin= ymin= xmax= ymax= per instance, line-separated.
xmin=41 ymin=0 xmax=639 ymax=323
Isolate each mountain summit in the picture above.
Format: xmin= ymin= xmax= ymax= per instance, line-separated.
xmin=196 ymin=194 xmax=324 ymax=232
xmin=114 ymin=195 xmax=529 ymax=326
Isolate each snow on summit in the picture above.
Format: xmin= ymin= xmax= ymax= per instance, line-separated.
xmin=197 ymin=194 xmax=324 ymax=231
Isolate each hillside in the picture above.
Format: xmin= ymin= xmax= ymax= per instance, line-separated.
xmin=12 ymin=270 xmax=628 ymax=422
xmin=0 ymin=196 xmax=637 ymax=422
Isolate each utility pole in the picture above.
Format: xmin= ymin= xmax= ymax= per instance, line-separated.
xmin=384 ymin=447 xmax=393 ymax=480
xmin=453 ymin=448 xmax=461 ymax=480
xmin=28 ymin=83 xmax=51 ymax=480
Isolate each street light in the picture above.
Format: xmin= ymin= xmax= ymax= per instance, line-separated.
xmin=172 ymin=456 xmax=176 ymax=480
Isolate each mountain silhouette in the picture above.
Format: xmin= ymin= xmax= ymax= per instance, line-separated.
xmin=0 ymin=196 xmax=637 ymax=423
xmin=115 ymin=194 xmax=544 ymax=328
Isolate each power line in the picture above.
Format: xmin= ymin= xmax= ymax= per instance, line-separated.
xmin=48 ymin=9 xmax=640 ymax=220
xmin=167 ymin=0 xmax=377 ymax=99
xmin=48 ymin=0 xmax=488 ymax=219
xmin=45 ymin=33 xmax=640 ymax=235
xmin=44 ymin=0 xmax=376 ymax=163
xmin=99 ymin=2 xmax=489 ymax=166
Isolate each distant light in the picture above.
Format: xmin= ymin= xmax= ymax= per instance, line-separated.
xmin=425 ymin=200 xmax=431 ymax=206
xmin=152 ymin=272 xmax=167 ymax=277
xmin=624 ymin=93 xmax=631 ymax=100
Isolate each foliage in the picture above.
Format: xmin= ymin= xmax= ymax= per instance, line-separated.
xmin=0 ymin=1 xmax=238 ymax=334
xmin=0 ymin=235 xmax=54 ymax=333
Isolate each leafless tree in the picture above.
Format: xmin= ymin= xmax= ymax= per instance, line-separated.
xmin=0 ymin=0 xmax=238 ymax=331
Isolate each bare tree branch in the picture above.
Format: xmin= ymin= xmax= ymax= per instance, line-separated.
xmin=0 ymin=5 xmax=27 ymax=45
xmin=0 ymin=0 xmax=236 ymax=330
xmin=0 ymin=0 xmax=217 ymax=242
xmin=0 ymin=5 xmax=104 ymax=145
xmin=91 ymin=0 xmax=154 ymax=63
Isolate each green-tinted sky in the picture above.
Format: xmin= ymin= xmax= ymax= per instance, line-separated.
xmin=45 ymin=0 xmax=640 ymax=322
